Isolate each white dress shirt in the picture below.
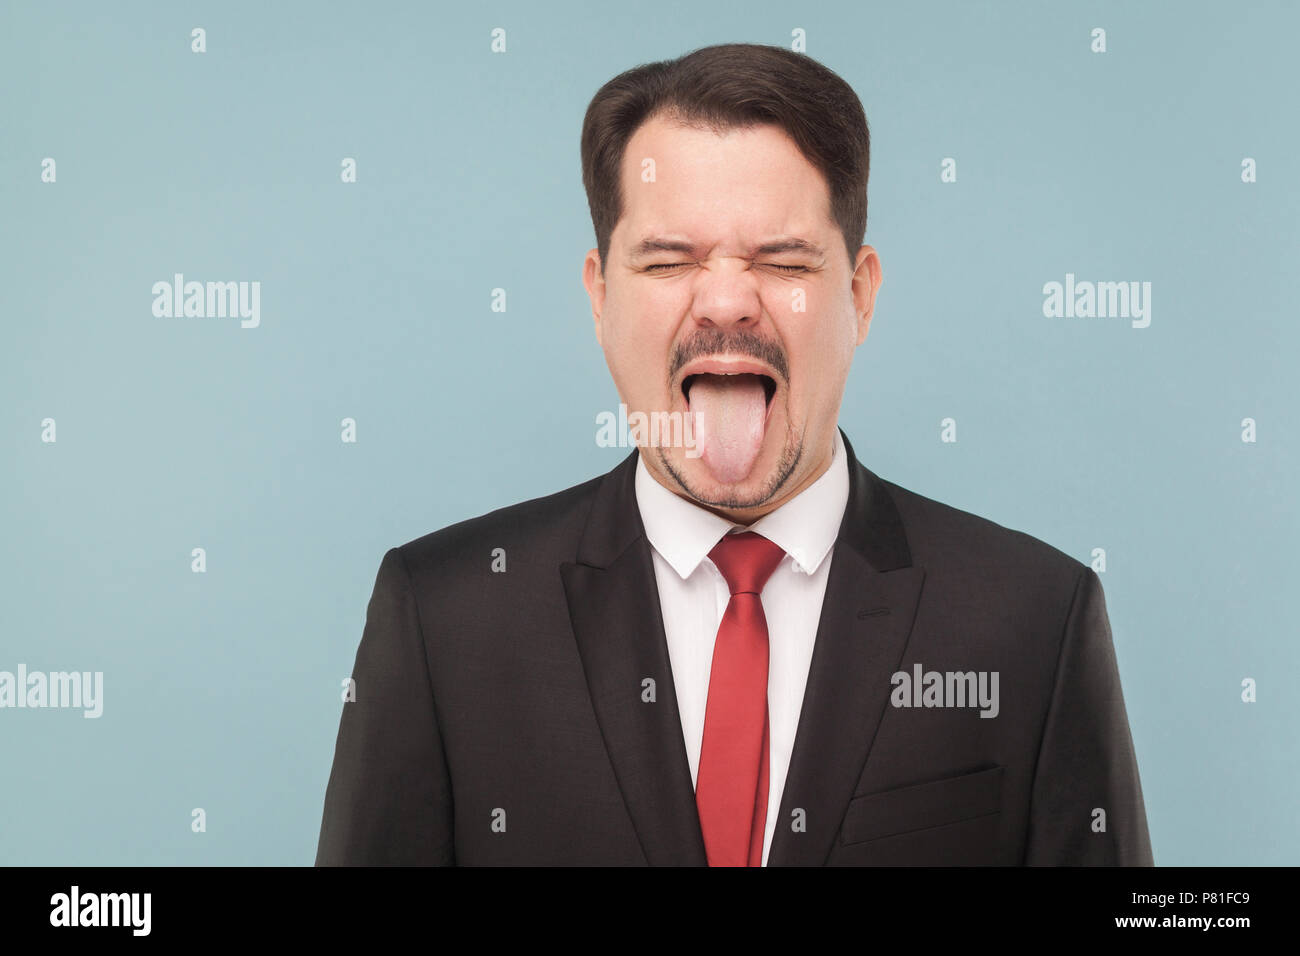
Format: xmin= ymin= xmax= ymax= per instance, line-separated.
xmin=633 ymin=427 xmax=850 ymax=865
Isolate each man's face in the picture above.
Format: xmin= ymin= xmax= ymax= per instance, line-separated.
xmin=583 ymin=112 xmax=881 ymax=522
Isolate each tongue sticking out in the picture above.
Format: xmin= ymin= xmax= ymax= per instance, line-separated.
xmin=688 ymin=374 xmax=769 ymax=484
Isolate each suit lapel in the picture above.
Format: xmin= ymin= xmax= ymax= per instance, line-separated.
xmin=767 ymin=430 xmax=925 ymax=865
xmin=560 ymin=451 xmax=707 ymax=865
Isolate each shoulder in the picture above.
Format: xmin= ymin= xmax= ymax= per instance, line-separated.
xmin=385 ymin=468 xmax=609 ymax=581
xmin=876 ymin=473 xmax=1089 ymax=600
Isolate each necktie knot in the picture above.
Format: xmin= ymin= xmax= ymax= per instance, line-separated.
xmin=708 ymin=531 xmax=786 ymax=596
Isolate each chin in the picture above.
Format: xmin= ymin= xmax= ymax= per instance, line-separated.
xmin=658 ymin=430 xmax=800 ymax=512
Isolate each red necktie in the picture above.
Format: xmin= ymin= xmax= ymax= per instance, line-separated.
xmin=696 ymin=531 xmax=786 ymax=867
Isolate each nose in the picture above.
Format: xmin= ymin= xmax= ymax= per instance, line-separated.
xmin=689 ymin=256 xmax=763 ymax=331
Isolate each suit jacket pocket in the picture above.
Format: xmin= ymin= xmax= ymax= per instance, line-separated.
xmin=839 ymin=765 xmax=1004 ymax=846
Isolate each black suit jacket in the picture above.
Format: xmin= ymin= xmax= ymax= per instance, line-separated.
xmin=316 ymin=430 xmax=1153 ymax=865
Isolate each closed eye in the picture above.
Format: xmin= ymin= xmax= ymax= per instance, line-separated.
xmin=644 ymin=262 xmax=808 ymax=273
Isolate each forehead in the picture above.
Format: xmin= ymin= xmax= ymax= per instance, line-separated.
xmin=616 ymin=114 xmax=833 ymax=245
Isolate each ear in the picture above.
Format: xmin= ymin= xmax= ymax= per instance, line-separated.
xmin=850 ymin=245 xmax=882 ymax=347
xmin=582 ymin=248 xmax=607 ymax=348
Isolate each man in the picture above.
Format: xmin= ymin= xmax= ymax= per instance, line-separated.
xmin=315 ymin=43 xmax=1153 ymax=866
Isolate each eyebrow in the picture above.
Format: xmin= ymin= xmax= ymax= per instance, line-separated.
xmin=627 ymin=236 xmax=825 ymax=259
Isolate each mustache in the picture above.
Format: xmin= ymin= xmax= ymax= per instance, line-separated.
xmin=668 ymin=329 xmax=789 ymax=383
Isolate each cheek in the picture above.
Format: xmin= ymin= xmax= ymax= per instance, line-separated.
xmin=613 ymin=285 xmax=684 ymax=347
xmin=779 ymin=294 xmax=856 ymax=392
xmin=603 ymin=289 xmax=679 ymax=397
xmin=808 ymin=286 xmax=861 ymax=355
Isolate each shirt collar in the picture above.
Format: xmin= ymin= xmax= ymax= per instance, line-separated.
xmin=634 ymin=428 xmax=850 ymax=580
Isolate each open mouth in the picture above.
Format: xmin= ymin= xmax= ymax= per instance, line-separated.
xmin=682 ymin=372 xmax=777 ymax=409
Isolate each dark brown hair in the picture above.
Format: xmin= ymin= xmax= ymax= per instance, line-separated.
xmin=580 ymin=43 xmax=870 ymax=272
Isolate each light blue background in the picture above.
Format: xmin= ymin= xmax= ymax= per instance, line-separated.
xmin=2 ymin=0 xmax=1295 ymax=865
